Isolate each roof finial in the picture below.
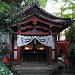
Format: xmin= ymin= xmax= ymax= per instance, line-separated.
xmin=34 ymin=0 xmax=39 ymax=5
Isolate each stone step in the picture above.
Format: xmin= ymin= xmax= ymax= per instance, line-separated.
xmin=13 ymin=65 xmax=58 ymax=74
xmin=20 ymin=73 xmax=49 ymax=75
xmin=12 ymin=61 xmax=60 ymax=75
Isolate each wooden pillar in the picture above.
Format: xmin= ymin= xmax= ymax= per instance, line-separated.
xmin=17 ymin=47 xmax=21 ymax=65
xmin=49 ymin=47 xmax=52 ymax=65
xmin=65 ymin=42 xmax=68 ymax=57
xmin=46 ymin=46 xmax=49 ymax=63
xmin=54 ymin=32 xmax=58 ymax=60
xmin=12 ymin=36 xmax=14 ymax=60
xmin=58 ymin=33 xmax=60 ymax=41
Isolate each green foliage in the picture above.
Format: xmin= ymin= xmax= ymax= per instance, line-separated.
xmin=0 ymin=2 xmax=12 ymax=35
xmin=54 ymin=0 xmax=75 ymax=52
xmin=53 ymin=0 xmax=75 ymax=18
xmin=0 ymin=2 xmax=11 ymax=13
xmin=0 ymin=62 xmax=13 ymax=75
xmin=65 ymin=24 xmax=75 ymax=51
xmin=24 ymin=0 xmax=34 ymax=6
xmin=62 ymin=14 xmax=72 ymax=18
xmin=53 ymin=0 xmax=58 ymax=2
xmin=0 ymin=42 xmax=9 ymax=55
xmin=0 ymin=0 xmax=47 ymax=36
xmin=66 ymin=24 xmax=75 ymax=41
xmin=39 ymin=0 xmax=47 ymax=7
xmin=23 ymin=0 xmax=47 ymax=7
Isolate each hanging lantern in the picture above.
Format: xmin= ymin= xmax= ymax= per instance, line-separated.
xmin=24 ymin=46 xmax=32 ymax=50
xmin=37 ymin=46 xmax=45 ymax=50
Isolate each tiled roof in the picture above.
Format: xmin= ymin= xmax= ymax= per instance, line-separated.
xmin=13 ymin=2 xmax=74 ymax=33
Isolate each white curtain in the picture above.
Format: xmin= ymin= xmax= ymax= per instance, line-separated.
xmin=17 ymin=35 xmax=52 ymax=47
xmin=36 ymin=36 xmax=52 ymax=47
xmin=17 ymin=35 xmax=34 ymax=47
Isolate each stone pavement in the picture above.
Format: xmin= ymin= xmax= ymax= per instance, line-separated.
xmin=12 ymin=60 xmax=75 ymax=75
xmin=12 ymin=60 xmax=65 ymax=75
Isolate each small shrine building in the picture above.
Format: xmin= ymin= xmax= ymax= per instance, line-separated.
xmin=11 ymin=3 xmax=73 ymax=65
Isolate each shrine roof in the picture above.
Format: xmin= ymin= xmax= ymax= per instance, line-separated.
xmin=13 ymin=2 xmax=74 ymax=33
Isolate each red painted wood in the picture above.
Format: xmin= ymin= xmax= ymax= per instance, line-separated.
xmin=17 ymin=32 xmax=50 ymax=35
xmin=12 ymin=16 xmax=62 ymax=28
xmin=57 ymin=41 xmax=69 ymax=57
xmin=46 ymin=47 xmax=49 ymax=63
xmin=10 ymin=4 xmax=72 ymax=65
xmin=17 ymin=47 xmax=21 ymax=65
xmin=54 ymin=33 xmax=58 ymax=60
xmin=35 ymin=25 xmax=48 ymax=30
xmin=65 ymin=42 xmax=68 ymax=56
xmin=49 ymin=47 xmax=52 ymax=65
xmin=11 ymin=36 xmax=14 ymax=60
xmin=20 ymin=25 xmax=49 ymax=30
xmin=21 ymin=25 xmax=33 ymax=30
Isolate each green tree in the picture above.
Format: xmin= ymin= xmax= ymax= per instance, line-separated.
xmin=0 ymin=0 xmax=47 ymax=55
xmin=0 ymin=2 xmax=12 ymax=34
xmin=53 ymin=0 xmax=74 ymax=18
xmin=54 ymin=0 xmax=75 ymax=53
xmin=0 ymin=0 xmax=47 ymax=34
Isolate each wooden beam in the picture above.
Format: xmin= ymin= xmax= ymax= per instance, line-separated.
xmin=36 ymin=25 xmax=48 ymax=30
xmin=17 ymin=32 xmax=50 ymax=35
xmin=12 ymin=16 xmax=62 ymax=28
xmin=20 ymin=25 xmax=33 ymax=30
xmin=34 ymin=17 xmax=62 ymax=28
